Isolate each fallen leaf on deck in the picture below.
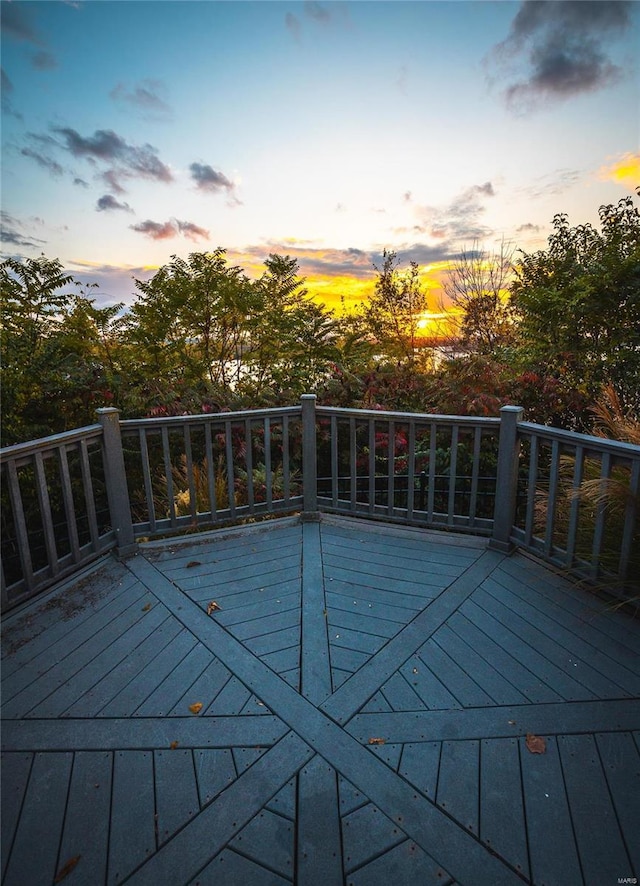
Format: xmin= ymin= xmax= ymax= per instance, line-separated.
xmin=207 ymin=601 xmax=221 ymax=615
xmin=54 ymin=855 xmax=81 ymax=882
xmin=189 ymin=702 xmax=203 ymax=715
xmin=186 ymin=561 xmax=201 ymax=568
xmin=525 ymin=733 xmax=546 ymax=754
xmin=169 ymin=740 xmax=179 ymax=750
xmin=141 ymin=603 xmax=152 ymax=612
xmin=368 ymin=737 xmax=386 ymax=745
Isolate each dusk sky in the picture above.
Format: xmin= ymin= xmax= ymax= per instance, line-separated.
xmin=1 ymin=0 xmax=638 ymax=317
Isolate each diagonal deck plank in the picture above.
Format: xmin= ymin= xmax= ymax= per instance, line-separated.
xmin=2 ymin=514 xmax=640 ymax=885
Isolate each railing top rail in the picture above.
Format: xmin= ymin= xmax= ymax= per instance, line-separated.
xmin=316 ymin=404 xmax=501 ymax=427
xmin=519 ymin=421 xmax=640 ymax=458
xmin=120 ymin=405 xmax=303 ymax=431
xmin=0 ymin=423 xmax=103 ymax=462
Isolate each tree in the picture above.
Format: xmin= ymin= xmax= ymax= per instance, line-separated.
xmin=442 ymin=239 xmax=515 ymax=355
xmin=364 ymin=250 xmax=427 ymax=363
xmin=0 ymin=256 xmax=120 ymax=443
xmin=124 ymin=250 xmax=256 ymax=399
xmin=511 ymin=194 xmax=640 ymax=410
xmin=244 ymin=254 xmax=340 ymax=400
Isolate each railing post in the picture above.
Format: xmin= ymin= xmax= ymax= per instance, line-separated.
xmin=301 ymin=394 xmax=319 ymax=520
xmin=96 ymin=408 xmax=138 ymax=558
xmin=490 ymin=405 xmax=524 ymax=553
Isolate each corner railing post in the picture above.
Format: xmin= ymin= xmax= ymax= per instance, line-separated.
xmin=490 ymin=405 xmax=524 ymax=553
xmin=301 ymin=394 xmax=319 ymax=520
xmin=96 ymin=408 xmax=138 ymax=558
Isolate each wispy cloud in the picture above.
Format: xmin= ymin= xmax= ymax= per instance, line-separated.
xmin=243 ymin=242 xmax=453 ymax=280
xmin=189 ymin=161 xmax=234 ymax=194
xmin=242 ymin=242 xmax=373 ymax=278
xmin=0 ymin=211 xmax=46 ymax=250
xmin=233 ymin=241 xmax=456 ymax=314
xmin=51 ymin=127 xmax=173 ymax=192
xmin=407 ymin=182 xmax=497 ymax=243
xmin=31 ymin=50 xmax=57 ymax=71
xmin=130 ymin=218 xmax=209 ymax=242
xmin=285 ymin=12 xmax=302 ymax=41
xmin=521 ymin=168 xmax=582 ymax=199
xmin=1 ymin=67 xmax=13 ymax=96
xmin=305 ymin=2 xmax=330 ymax=24
xmin=20 ymin=147 xmax=64 ymax=177
xmin=490 ymin=0 xmax=633 ymax=112
xmin=517 ymin=222 xmax=541 ymax=233
xmin=110 ymin=80 xmax=172 ymax=118
xmin=1 ymin=67 xmax=23 ymax=119
xmin=64 ymin=260 xmax=156 ymax=308
xmin=0 ymin=3 xmax=42 ymax=45
xmin=1 ymin=3 xmax=59 ymax=71
xmin=177 ymin=220 xmax=210 ymax=241
xmin=96 ymin=194 xmax=133 ymax=213
xmin=285 ymin=2 xmax=331 ymax=41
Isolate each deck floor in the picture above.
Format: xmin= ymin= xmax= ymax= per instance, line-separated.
xmin=2 ymin=515 xmax=639 ymax=886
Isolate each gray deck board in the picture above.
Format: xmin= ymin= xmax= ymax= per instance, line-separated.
xmin=0 ymin=752 xmax=32 ymax=881
xmin=461 ymin=596 xmax=597 ymax=701
xmin=430 ymin=624 xmax=530 ymax=705
xmin=418 ymin=638 xmax=495 ymax=707
xmin=558 ymin=734 xmax=632 ymax=885
xmin=520 ymin=735 xmax=583 ymax=886
xmin=0 ymin=562 xmax=137 ymax=674
xmin=2 ymin=514 xmax=639 ymax=886
xmin=435 ymin=739 xmax=480 ymax=835
xmin=57 ymin=751 xmax=112 ymax=886
xmin=480 ymin=738 xmax=530 ymax=879
xmin=491 ymin=565 xmax=640 ymax=677
xmin=1 ymin=580 xmax=148 ymax=705
xmin=3 ymin=751 xmax=73 ymax=886
xmin=482 ymin=576 xmax=640 ymax=695
xmin=595 ymin=731 xmax=640 ymax=874
xmin=155 ymin=748 xmax=200 ymax=845
xmin=497 ymin=556 xmax=640 ymax=653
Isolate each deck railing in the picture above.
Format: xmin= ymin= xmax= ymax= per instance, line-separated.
xmin=2 ymin=397 xmax=638 ymax=610
xmin=0 ymin=417 xmax=116 ymax=609
xmin=313 ymin=403 xmax=502 ymax=534
xmin=512 ymin=422 xmax=640 ymax=588
xmin=119 ymin=405 xmax=305 ymax=536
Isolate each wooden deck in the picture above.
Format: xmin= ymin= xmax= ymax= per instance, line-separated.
xmin=2 ymin=515 xmax=639 ymax=886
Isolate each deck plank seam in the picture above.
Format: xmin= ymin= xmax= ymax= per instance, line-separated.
xmin=462 ymin=596 xmax=595 ymax=703
xmin=486 ymin=570 xmax=640 ymax=670
xmin=487 ymin=570 xmax=640 ymax=683
xmin=122 ymin=552 xmax=526 ymax=885
xmin=321 ymin=548 xmax=506 ymax=725
xmin=449 ymin=607 xmax=566 ymax=704
xmin=475 ymin=582 xmax=629 ymax=701
xmin=5 ymin=518 xmax=639 ymax=885
xmin=592 ymin=734 xmax=636 ymax=876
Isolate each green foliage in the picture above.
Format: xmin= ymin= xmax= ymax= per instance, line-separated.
xmin=3 ymin=195 xmax=638 ymax=447
xmin=124 ymin=249 xmax=255 ymax=393
xmin=511 ymin=194 xmax=640 ymax=410
xmin=241 ymin=254 xmax=341 ymax=401
xmin=362 ymin=250 xmax=427 ymax=363
xmin=0 ymin=255 xmax=123 ymax=444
